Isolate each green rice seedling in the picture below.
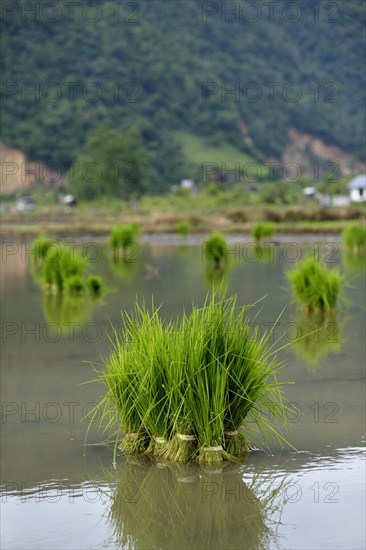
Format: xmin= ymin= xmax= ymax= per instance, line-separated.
xmin=109 ymin=223 xmax=139 ymax=260
xmin=100 ymin=327 xmax=150 ymax=455
xmin=94 ymin=291 xmax=291 ymax=463
xmin=162 ymin=316 xmax=198 ymax=463
xmin=65 ymin=275 xmax=85 ymax=295
xmin=31 ymin=235 xmax=54 ymax=264
xmin=203 ymin=232 xmax=228 ymax=266
xmin=42 ymin=245 xmax=86 ymax=292
xmin=175 ymin=220 xmax=190 ymax=239
xmin=204 ymin=262 xmax=229 ymax=286
xmin=251 ymin=222 xmax=275 ymax=243
xmin=86 ymin=275 xmax=105 ymax=297
xmin=342 ymin=223 xmax=366 ymax=252
xmin=123 ymin=303 xmax=173 ymax=457
xmin=286 ymin=256 xmax=342 ymax=312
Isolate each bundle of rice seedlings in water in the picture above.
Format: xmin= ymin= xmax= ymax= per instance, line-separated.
xmin=42 ymin=244 xmax=86 ymax=293
xmin=95 ymin=291 xmax=291 ymax=463
xmin=163 ymin=318 xmax=198 ymax=463
xmin=86 ymin=275 xmax=105 ymax=298
xmin=109 ymin=223 xmax=139 ymax=261
xmin=286 ymin=256 xmax=342 ymax=312
xmin=31 ymin=235 xmax=54 ymax=264
xmin=222 ymin=297 xmax=288 ymax=458
xmin=251 ymin=222 xmax=275 ymax=243
xmin=96 ymin=325 xmax=149 ymax=457
xmin=175 ymin=220 xmax=190 ymax=239
xmin=184 ymin=296 xmax=231 ymax=464
xmin=65 ymin=274 xmax=85 ymax=295
xmin=203 ymin=231 xmax=228 ymax=266
xmin=342 ymin=223 xmax=366 ymax=253
xmin=126 ymin=302 xmax=172 ymax=458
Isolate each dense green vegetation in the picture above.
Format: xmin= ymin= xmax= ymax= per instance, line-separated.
xmin=109 ymin=223 xmax=139 ymax=259
xmin=287 ymin=257 xmax=342 ymax=312
xmin=342 ymin=223 xmax=366 ymax=252
xmin=93 ymin=292 xmax=290 ymax=463
xmin=251 ymin=222 xmax=275 ymax=242
xmin=1 ymin=0 xmax=364 ymax=194
xmin=203 ymin=232 xmax=228 ymax=265
xmin=32 ymin=235 xmax=105 ymax=296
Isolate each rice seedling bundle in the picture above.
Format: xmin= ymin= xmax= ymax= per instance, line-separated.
xmin=342 ymin=223 xmax=366 ymax=252
xmin=110 ymin=223 xmax=139 ymax=260
xmin=251 ymin=222 xmax=275 ymax=243
xmin=203 ymin=232 xmax=228 ymax=265
xmin=31 ymin=236 xmax=105 ymax=297
xmin=175 ymin=220 xmax=190 ymax=239
xmin=94 ymin=292 xmax=290 ymax=463
xmin=287 ymin=256 xmax=342 ymax=312
xmin=31 ymin=235 xmax=54 ymax=264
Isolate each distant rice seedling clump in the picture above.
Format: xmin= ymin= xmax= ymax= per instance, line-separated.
xmin=31 ymin=235 xmax=54 ymax=264
xmin=31 ymin=236 xmax=105 ymax=297
xmin=251 ymin=222 xmax=275 ymax=243
xmin=287 ymin=256 xmax=342 ymax=312
xmin=203 ymin=232 xmax=228 ymax=265
xmin=342 ymin=223 xmax=366 ymax=252
xmin=110 ymin=223 xmax=139 ymax=260
xmin=93 ymin=292 xmax=291 ymax=464
xmin=175 ymin=220 xmax=190 ymax=239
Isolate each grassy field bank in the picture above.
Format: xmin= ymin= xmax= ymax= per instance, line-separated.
xmin=1 ymin=198 xmax=364 ymax=236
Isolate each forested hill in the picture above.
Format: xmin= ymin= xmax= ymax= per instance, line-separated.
xmin=1 ymin=0 xmax=365 ymax=191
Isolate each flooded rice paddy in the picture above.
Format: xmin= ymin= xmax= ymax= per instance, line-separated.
xmin=1 ymin=236 xmax=365 ymax=549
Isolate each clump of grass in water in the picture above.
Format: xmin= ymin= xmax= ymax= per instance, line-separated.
xmin=251 ymin=222 xmax=275 ymax=243
xmin=110 ymin=223 xmax=139 ymax=260
xmin=42 ymin=244 xmax=86 ymax=293
xmin=31 ymin=235 xmax=54 ymax=263
xmin=175 ymin=220 xmax=190 ymax=239
xmin=86 ymin=275 xmax=105 ymax=297
xmin=65 ymin=274 xmax=85 ymax=295
xmin=342 ymin=223 xmax=366 ymax=253
xmin=286 ymin=256 xmax=342 ymax=313
xmin=203 ymin=232 xmax=228 ymax=266
xmin=92 ymin=291 xmax=292 ymax=463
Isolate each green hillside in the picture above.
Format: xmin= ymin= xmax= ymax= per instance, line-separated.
xmin=1 ymin=0 xmax=365 ymax=193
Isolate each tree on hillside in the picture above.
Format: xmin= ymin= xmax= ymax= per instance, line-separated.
xmin=69 ymin=127 xmax=150 ymax=200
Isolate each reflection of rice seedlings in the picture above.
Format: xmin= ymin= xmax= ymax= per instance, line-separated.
xmin=204 ymin=262 xmax=229 ymax=286
xmin=43 ymin=293 xmax=90 ymax=325
xmin=287 ymin=256 xmax=342 ymax=312
xmin=342 ymin=249 xmax=366 ymax=274
xmin=106 ymin=459 xmax=287 ymax=549
xmin=93 ymin=291 xmax=291 ymax=463
xmin=109 ymin=256 xmax=138 ymax=281
xmin=291 ymin=312 xmax=343 ymax=369
xmin=243 ymin=243 xmax=277 ymax=263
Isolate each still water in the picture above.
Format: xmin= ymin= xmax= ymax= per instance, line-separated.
xmin=1 ymin=236 xmax=365 ymax=549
